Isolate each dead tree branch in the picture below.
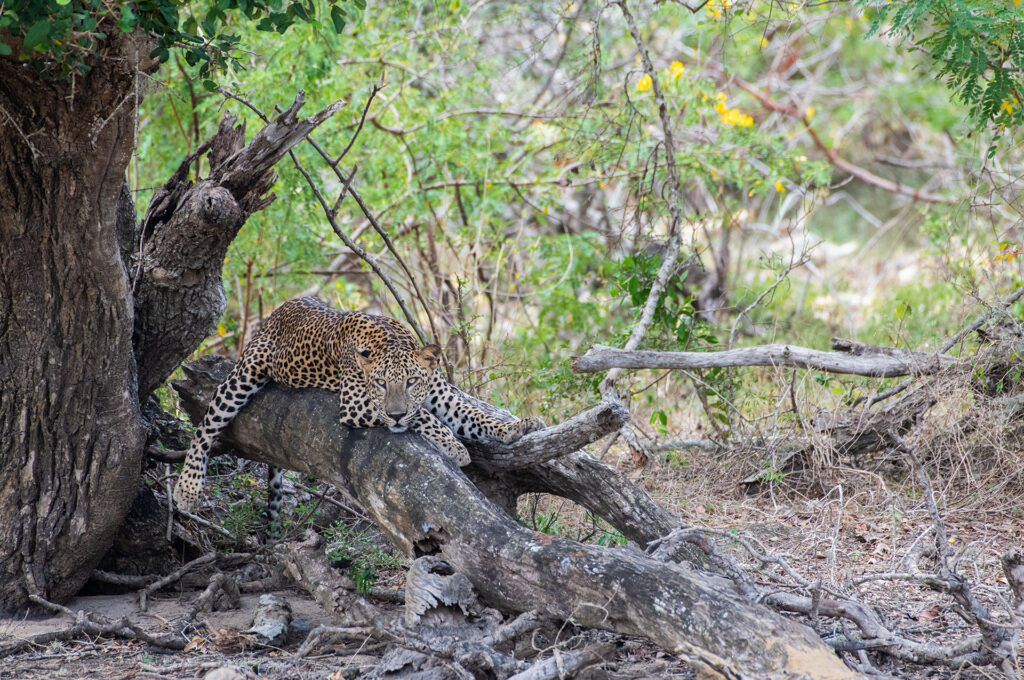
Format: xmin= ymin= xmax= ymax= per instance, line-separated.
xmin=173 ymin=355 xmax=859 ymax=679
xmin=573 ymin=342 xmax=958 ymax=378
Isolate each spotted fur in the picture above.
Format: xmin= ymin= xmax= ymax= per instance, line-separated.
xmin=173 ymin=297 xmax=544 ymax=522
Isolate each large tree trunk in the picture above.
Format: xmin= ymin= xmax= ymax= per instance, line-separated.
xmin=174 ymin=356 xmax=860 ymax=680
xmin=0 ymin=30 xmax=341 ymax=609
xmin=0 ymin=37 xmax=155 ymax=610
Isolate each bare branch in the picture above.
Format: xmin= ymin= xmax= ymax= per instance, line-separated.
xmin=573 ymin=342 xmax=958 ymax=377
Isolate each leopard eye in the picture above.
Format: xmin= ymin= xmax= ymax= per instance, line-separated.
xmin=406 ymin=376 xmax=419 ymax=386
xmin=374 ymin=379 xmax=386 ymax=389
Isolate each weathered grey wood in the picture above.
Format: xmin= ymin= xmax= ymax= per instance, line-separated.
xmin=445 ymin=385 xmax=705 ymax=564
xmin=405 ymin=556 xmax=479 ymax=626
xmin=572 ymin=343 xmax=958 ymax=378
xmin=829 ymin=337 xmax=956 ymax=363
xmin=466 ymin=400 xmax=628 ymax=471
xmin=247 ymin=593 xmax=291 ymax=646
xmin=506 ymin=643 xmax=616 ymax=680
xmin=174 ymin=355 xmax=861 ymax=680
xmin=132 ymin=92 xmax=344 ymax=399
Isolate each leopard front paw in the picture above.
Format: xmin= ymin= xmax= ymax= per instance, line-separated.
xmin=497 ymin=417 xmax=546 ymax=444
xmin=519 ymin=417 xmax=546 ymax=435
xmin=449 ymin=440 xmax=471 ymax=467
xmin=172 ymin=482 xmax=202 ymax=514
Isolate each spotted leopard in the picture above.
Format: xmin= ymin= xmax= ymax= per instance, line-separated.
xmin=173 ymin=297 xmax=544 ymax=523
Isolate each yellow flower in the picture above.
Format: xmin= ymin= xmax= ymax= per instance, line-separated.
xmin=805 ymin=106 xmax=815 ymax=118
xmin=1001 ymin=100 xmax=1014 ymax=114
xmin=669 ymin=61 xmax=685 ymax=79
xmin=774 ymin=181 xmax=786 ymax=193
xmin=217 ymin=324 xmax=227 ymax=336
xmin=760 ymin=37 xmax=769 ymax=47
xmin=637 ymin=73 xmax=653 ymax=92
xmin=720 ymin=107 xmax=753 ymax=127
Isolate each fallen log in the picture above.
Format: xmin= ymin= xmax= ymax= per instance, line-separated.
xmin=173 ymin=355 xmax=860 ymax=679
xmin=572 ymin=340 xmax=958 ymax=378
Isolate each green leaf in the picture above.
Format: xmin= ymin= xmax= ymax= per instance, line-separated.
xmin=0 ymin=42 xmax=11 ymax=56
xmin=23 ymin=19 xmax=51 ymax=51
xmin=330 ymin=6 xmax=346 ymax=33
xmin=202 ymin=79 xmax=218 ymax=92
xmin=118 ymin=6 xmax=137 ymax=34
xmin=159 ymin=3 xmax=178 ymax=26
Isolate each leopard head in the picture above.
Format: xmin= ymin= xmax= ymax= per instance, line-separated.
xmin=355 ymin=343 xmax=441 ymax=431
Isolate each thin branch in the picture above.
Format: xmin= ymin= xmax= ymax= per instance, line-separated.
xmin=217 ymin=89 xmax=428 ymax=343
xmin=333 ymin=85 xmax=382 ymax=166
xmin=139 ymin=552 xmax=217 ymax=611
xmin=606 ymin=0 xmax=690 ymax=389
xmin=702 ymin=60 xmax=954 ymax=205
xmin=856 ymin=283 xmax=1024 ymax=407
xmin=288 ymin=152 xmax=429 ymax=344
xmin=346 ymin=181 xmax=438 ymax=345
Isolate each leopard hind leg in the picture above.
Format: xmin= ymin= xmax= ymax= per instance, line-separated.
xmin=173 ymin=361 xmax=269 ymax=513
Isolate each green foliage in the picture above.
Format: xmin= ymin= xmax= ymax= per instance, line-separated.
xmin=753 ymin=459 xmax=786 ymax=485
xmin=325 ymin=521 xmax=402 ymax=594
xmin=861 ymin=0 xmax=1024 ymax=131
xmin=0 ymin=0 xmax=360 ymax=77
xmin=614 ymin=252 xmax=712 ymax=348
xmin=113 ymin=0 xmax=1024 ymax=474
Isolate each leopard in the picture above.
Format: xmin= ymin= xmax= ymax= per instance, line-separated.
xmin=172 ymin=296 xmax=544 ymax=524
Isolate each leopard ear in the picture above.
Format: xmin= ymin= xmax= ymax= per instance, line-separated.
xmin=355 ymin=347 xmax=373 ymax=372
xmin=417 ymin=344 xmax=442 ymax=371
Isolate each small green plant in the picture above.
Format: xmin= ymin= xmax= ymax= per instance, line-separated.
xmin=664 ymin=451 xmax=690 ymax=467
xmin=325 ymin=521 xmax=402 ymax=594
xmin=220 ymin=498 xmax=264 ymax=541
xmin=530 ymin=511 xmax=562 ymax=536
xmin=754 ymin=459 xmax=786 ymax=485
xmin=649 ymin=409 xmax=669 ymax=435
xmin=596 ymin=530 xmax=627 ymax=547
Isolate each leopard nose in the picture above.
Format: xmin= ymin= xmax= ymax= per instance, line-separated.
xmin=387 ymin=411 xmax=408 ymax=422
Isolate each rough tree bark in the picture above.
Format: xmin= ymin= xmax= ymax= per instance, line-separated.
xmin=174 ymin=356 xmax=861 ymax=680
xmin=0 ymin=37 xmax=156 ymax=610
xmin=0 ymin=28 xmax=342 ymax=610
